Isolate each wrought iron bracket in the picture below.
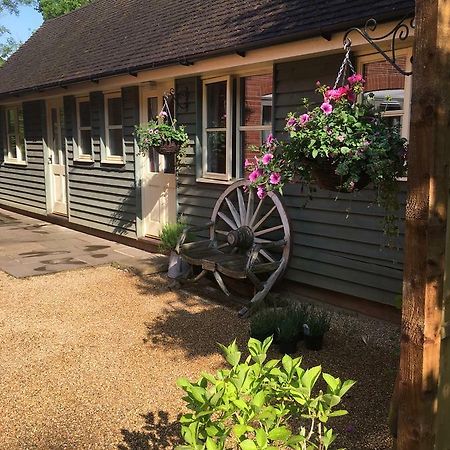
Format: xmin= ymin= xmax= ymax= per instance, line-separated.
xmin=343 ymin=12 xmax=415 ymax=76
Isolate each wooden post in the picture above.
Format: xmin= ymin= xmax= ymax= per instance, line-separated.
xmin=397 ymin=1 xmax=450 ymax=449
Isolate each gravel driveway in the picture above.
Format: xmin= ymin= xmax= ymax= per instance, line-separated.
xmin=0 ymin=266 xmax=399 ymax=449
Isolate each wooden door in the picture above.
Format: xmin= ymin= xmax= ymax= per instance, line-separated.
xmin=140 ymin=83 xmax=177 ymax=237
xmin=47 ymin=98 xmax=68 ymax=216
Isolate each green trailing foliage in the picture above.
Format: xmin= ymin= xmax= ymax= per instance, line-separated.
xmin=176 ymin=337 xmax=355 ymax=449
xmin=158 ymin=222 xmax=186 ymax=253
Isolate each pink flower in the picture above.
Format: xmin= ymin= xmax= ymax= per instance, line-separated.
xmin=299 ymin=113 xmax=310 ymax=125
xmin=262 ymin=153 xmax=274 ymax=165
xmin=325 ymin=86 xmax=349 ymax=101
xmin=257 ymin=186 xmax=266 ymax=199
xmin=265 ymin=133 xmax=275 ymax=146
xmin=158 ymin=110 xmax=168 ymax=118
xmin=286 ymin=117 xmax=297 ymax=129
xmin=347 ymin=90 xmax=356 ymax=103
xmin=249 ymin=169 xmax=262 ymax=182
xmin=269 ymin=172 xmax=281 ymax=185
xmin=348 ymin=73 xmax=365 ymax=85
xmin=244 ymin=158 xmax=252 ymax=168
xmin=320 ymin=102 xmax=333 ymax=115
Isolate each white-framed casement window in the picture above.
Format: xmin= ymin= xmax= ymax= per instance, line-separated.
xmin=75 ymin=97 xmax=93 ymax=161
xmin=202 ymin=76 xmax=232 ymax=180
xmin=4 ymin=105 xmax=26 ymax=164
xmin=237 ymin=73 xmax=273 ymax=175
xmin=103 ymin=93 xmax=125 ymax=163
xmin=358 ymin=49 xmax=412 ymax=140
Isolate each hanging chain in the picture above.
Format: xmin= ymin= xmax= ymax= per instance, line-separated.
xmin=162 ymin=88 xmax=176 ymax=129
xmin=333 ymin=42 xmax=356 ymax=89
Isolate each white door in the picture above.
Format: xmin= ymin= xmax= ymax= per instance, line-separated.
xmin=47 ymin=98 xmax=68 ymax=216
xmin=140 ymin=82 xmax=177 ymax=238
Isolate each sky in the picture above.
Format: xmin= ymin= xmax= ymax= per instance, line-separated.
xmin=1 ymin=4 xmax=43 ymax=45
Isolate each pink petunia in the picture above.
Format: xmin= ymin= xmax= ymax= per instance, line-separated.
xmin=249 ymin=169 xmax=262 ymax=182
xmin=269 ymin=172 xmax=281 ymax=185
xmin=348 ymin=73 xmax=365 ymax=85
xmin=320 ymin=102 xmax=333 ymax=115
xmin=299 ymin=113 xmax=310 ymax=125
xmin=158 ymin=110 xmax=168 ymax=118
xmin=286 ymin=117 xmax=297 ymax=129
xmin=244 ymin=158 xmax=252 ymax=168
xmin=257 ymin=186 xmax=266 ymax=199
xmin=262 ymin=153 xmax=274 ymax=165
xmin=265 ymin=133 xmax=275 ymax=146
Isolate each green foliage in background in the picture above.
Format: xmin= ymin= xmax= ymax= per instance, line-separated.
xmin=37 ymin=0 xmax=91 ymax=20
xmin=177 ymin=337 xmax=355 ymax=449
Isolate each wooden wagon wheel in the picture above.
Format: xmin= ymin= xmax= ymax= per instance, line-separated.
xmin=211 ymin=179 xmax=291 ymax=285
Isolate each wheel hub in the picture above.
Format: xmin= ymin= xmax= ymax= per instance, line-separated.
xmin=227 ymin=226 xmax=254 ymax=249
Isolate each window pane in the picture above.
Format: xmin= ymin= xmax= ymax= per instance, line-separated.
xmin=363 ymin=57 xmax=406 ymax=111
xmin=240 ymin=130 xmax=268 ymax=162
xmin=7 ymin=109 xmax=16 ymax=133
xmin=108 ymin=129 xmax=123 ymax=157
xmin=80 ymin=129 xmax=92 ymax=155
xmin=8 ymin=135 xmax=17 ymax=159
xmin=206 ymin=81 xmax=227 ymax=128
xmin=108 ymin=97 xmax=122 ymax=126
xmin=241 ymin=74 xmax=273 ymax=126
xmin=79 ymin=101 xmax=91 ymax=128
xmin=207 ymin=131 xmax=226 ymax=174
xmin=147 ymin=97 xmax=158 ymax=121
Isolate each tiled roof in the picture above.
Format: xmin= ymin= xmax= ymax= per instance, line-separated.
xmin=0 ymin=0 xmax=414 ymax=96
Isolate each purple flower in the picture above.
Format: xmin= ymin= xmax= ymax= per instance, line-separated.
xmin=320 ymin=102 xmax=333 ymax=115
xmin=249 ymin=169 xmax=262 ymax=182
xmin=269 ymin=172 xmax=281 ymax=185
xmin=299 ymin=114 xmax=310 ymax=125
xmin=348 ymin=73 xmax=365 ymax=85
xmin=265 ymin=133 xmax=275 ymax=146
xmin=257 ymin=186 xmax=266 ymax=199
xmin=262 ymin=153 xmax=274 ymax=165
xmin=286 ymin=117 xmax=297 ymax=129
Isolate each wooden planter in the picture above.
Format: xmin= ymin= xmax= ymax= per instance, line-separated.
xmin=311 ymin=161 xmax=370 ymax=192
xmin=154 ymin=141 xmax=181 ymax=155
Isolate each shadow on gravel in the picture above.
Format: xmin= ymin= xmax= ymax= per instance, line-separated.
xmin=118 ymin=411 xmax=181 ymax=450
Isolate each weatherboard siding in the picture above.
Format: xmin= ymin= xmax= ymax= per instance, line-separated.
xmin=64 ymin=87 xmax=139 ymax=236
xmin=0 ymin=100 xmax=47 ymax=215
xmin=175 ymin=57 xmax=405 ymax=306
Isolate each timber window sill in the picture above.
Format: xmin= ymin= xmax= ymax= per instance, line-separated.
xmin=196 ymin=177 xmax=242 ymax=185
xmin=100 ymin=158 xmax=125 ymax=166
xmin=3 ymin=159 xmax=27 ymax=167
xmin=74 ymin=156 xmax=94 ymax=163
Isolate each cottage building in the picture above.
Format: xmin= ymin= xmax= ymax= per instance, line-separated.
xmin=0 ymin=0 xmax=414 ymax=311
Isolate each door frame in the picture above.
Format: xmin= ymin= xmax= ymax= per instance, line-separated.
xmin=136 ymin=80 xmax=177 ymax=238
xmin=43 ymin=97 xmax=69 ymax=217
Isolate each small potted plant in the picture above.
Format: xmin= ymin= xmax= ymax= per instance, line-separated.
xmin=159 ymin=222 xmax=190 ymax=279
xmin=289 ymin=302 xmax=311 ymax=341
xmin=277 ymin=314 xmax=299 ymax=355
xmin=249 ymin=308 xmax=279 ymax=342
xmin=135 ymin=111 xmax=189 ymax=156
xmin=303 ymin=308 xmax=332 ymax=351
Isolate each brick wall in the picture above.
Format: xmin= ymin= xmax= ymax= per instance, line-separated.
xmin=363 ymin=56 xmax=406 ymax=91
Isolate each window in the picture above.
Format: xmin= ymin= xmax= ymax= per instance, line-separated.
xmin=4 ymin=105 xmax=26 ymax=163
xmin=360 ymin=52 xmax=412 ymax=139
xmin=238 ymin=73 xmax=273 ymax=167
xmin=104 ymin=94 xmax=124 ymax=162
xmin=200 ymin=72 xmax=273 ymax=182
xmin=75 ymin=98 xmax=92 ymax=160
xmin=202 ymin=77 xmax=232 ymax=180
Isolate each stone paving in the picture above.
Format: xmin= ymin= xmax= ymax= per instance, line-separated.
xmin=0 ymin=208 xmax=167 ymax=278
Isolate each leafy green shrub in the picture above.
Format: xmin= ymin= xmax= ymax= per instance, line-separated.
xmin=276 ymin=313 xmax=299 ymax=344
xmin=290 ymin=303 xmax=311 ymax=334
xmin=176 ymin=337 xmax=355 ymax=449
xmin=158 ymin=222 xmax=186 ymax=253
xmin=304 ymin=308 xmax=332 ymax=337
xmin=250 ymin=308 xmax=283 ymax=341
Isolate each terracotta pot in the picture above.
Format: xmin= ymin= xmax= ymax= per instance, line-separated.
xmin=154 ymin=141 xmax=181 ymax=155
xmin=311 ymin=161 xmax=370 ymax=192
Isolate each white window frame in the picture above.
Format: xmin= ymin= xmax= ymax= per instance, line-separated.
xmin=75 ymin=96 xmax=93 ymax=162
xmin=236 ymin=74 xmax=273 ymax=178
xmin=102 ymin=92 xmax=125 ymax=164
xmin=202 ymin=76 xmax=232 ymax=181
xmin=4 ymin=105 xmax=27 ymax=165
xmin=357 ymin=48 xmax=413 ymax=140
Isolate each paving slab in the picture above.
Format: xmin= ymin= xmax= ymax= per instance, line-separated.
xmin=0 ymin=208 xmax=168 ymax=278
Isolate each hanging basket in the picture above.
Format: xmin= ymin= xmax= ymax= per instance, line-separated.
xmin=154 ymin=141 xmax=181 ymax=155
xmin=311 ymin=161 xmax=370 ymax=192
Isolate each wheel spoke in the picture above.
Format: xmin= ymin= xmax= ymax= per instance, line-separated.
xmin=254 ymin=237 xmax=271 ymax=243
xmin=225 ymin=197 xmax=241 ymax=228
xmin=249 ymin=197 xmax=264 ymax=229
xmin=215 ymin=230 xmax=228 ymax=236
xmin=245 ymin=189 xmax=254 ymax=226
xmin=254 ymin=224 xmax=285 ymax=237
xmin=218 ymin=211 xmax=238 ymax=230
xmin=217 ymin=242 xmax=229 ymax=249
xmin=237 ymin=188 xmax=246 ymax=226
xmin=260 ymin=249 xmax=275 ymax=262
xmin=253 ymin=205 xmax=277 ymax=232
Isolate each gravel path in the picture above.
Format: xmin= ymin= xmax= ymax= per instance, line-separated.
xmin=0 ymin=266 xmax=399 ymax=449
